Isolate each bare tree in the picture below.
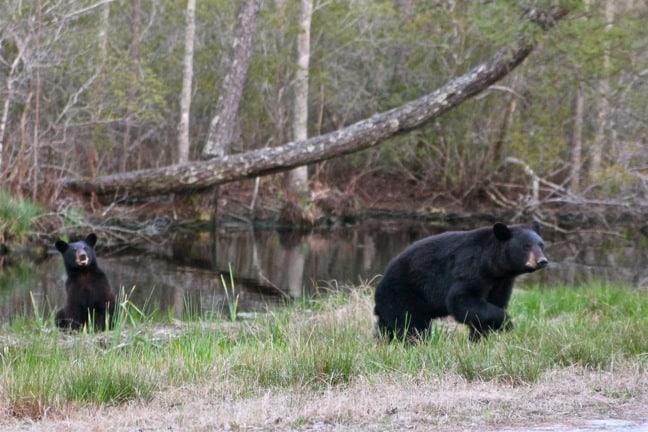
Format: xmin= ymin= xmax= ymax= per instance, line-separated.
xmin=121 ymin=0 xmax=142 ymax=172
xmin=0 ymin=1 xmax=115 ymax=198
xmin=570 ymin=86 xmax=584 ymax=192
xmin=282 ymin=0 xmax=312 ymax=201
xmin=30 ymin=0 xmax=43 ymax=200
xmin=202 ymin=0 xmax=261 ymax=159
xmin=487 ymin=72 xmax=523 ymax=167
xmin=588 ymin=0 xmax=614 ymax=181
xmin=178 ymin=0 xmax=196 ymax=164
xmin=0 ymin=31 xmax=24 ymax=173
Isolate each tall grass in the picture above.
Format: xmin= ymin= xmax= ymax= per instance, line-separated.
xmin=221 ymin=264 xmax=239 ymax=322
xmin=0 ymin=189 xmax=40 ymax=242
xmin=1 ymin=281 xmax=647 ymax=419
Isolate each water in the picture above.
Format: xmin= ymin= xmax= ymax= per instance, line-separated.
xmin=1 ymin=220 xmax=647 ymax=321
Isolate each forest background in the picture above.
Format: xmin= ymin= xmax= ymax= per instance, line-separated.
xmin=0 ymin=0 xmax=647 ymax=233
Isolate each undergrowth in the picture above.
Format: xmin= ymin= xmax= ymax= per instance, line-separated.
xmin=0 ymin=190 xmax=40 ymax=243
xmin=1 ymin=281 xmax=646 ymax=420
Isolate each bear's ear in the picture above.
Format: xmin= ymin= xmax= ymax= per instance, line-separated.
xmin=55 ymin=239 xmax=69 ymax=253
xmin=530 ymin=221 xmax=541 ymax=235
xmin=493 ymin=223 xmax=512 ymax=241
xmin=85 ymin=233 xmax=97 ymax=247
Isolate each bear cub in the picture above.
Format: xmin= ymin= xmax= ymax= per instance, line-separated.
xmin=55 ymin=233 xmax=116 ymax=331
xmin=374 ymin=222 xmax=548 ymax=341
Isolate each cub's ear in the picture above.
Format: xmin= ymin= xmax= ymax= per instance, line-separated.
xmin=530 ymin=221 xmax=541 ymax=235
xmin=85 ymin=233 xmax=97 ymax=247
xmin=493 ymin=222 xmax=512 ymax=241
xmin=55 ymin=239 xmax=69 ymax=254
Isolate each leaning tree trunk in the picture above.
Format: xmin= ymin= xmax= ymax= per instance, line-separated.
xmin=63 ymin=7 xmax=569 ymax=199
xmin=202 ymin=0 xmax=261 ymax=159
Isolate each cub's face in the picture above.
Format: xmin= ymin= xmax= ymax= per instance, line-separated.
xmin=55 ymin=233 xmax=98 ymax=269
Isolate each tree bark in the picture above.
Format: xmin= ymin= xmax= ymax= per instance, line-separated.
xmin=202 ymin=0 xmax=261 ymax=159
xmin=122 ymin=0 xmax=141 ymax=172
xmin=63 ymin=6 xmax=568 ymax=199
xmin=588 ymin=0 xmax=614 ymax=182
xmin=570 ymin=86 xmax=584 ymax=192
xmin=177 ymin=0 xmax=196 ymax=164
xmin=283 ymin=0 xmax=313 ymax=200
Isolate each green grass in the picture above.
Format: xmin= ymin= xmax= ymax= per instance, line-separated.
xmin=0 ymin=189 xmax=41 ymax=242
xmin=1 ymin=281 xmax=647 ymax=419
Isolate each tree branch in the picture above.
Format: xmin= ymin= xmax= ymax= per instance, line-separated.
xmin=63 ymin=6 xmax=569 ymax=199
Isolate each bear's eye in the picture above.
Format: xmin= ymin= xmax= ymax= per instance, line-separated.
xmin=523 ymin=243 xmax=532 ymax=251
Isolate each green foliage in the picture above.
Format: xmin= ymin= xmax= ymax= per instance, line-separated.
xmin=0 ymin=189 xmax=40 ymax=241
xmin=58 ymin=205 xmax=86 ymax=232
xmin=115 ymin=286 xmax=152 ymax=328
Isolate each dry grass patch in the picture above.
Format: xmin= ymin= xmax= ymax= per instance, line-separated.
xmin=1 ymin=365 xmax=647 ymax=431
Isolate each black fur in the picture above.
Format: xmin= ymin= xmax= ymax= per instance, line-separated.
xmin=374 ymin=222 xmax=548 ymax=341
xmin=54 ymin=233 xmax=115 ymax=331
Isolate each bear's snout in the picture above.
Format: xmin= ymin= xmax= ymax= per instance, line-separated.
xmin=75 ymin=249 xmax=90 ymax=266
xmin=525 ymin=249 xmax=548 ymax=271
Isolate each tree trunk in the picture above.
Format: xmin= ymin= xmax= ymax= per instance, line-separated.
xmin=588 ymin=0 xmax=614 ymax=182
xmin=488 ymin=71 xmax=522 ymax=167
xmin=63 ymin=7 xmax=568 ymax=199
xmin=122 ymin=0 xmax=141 ymax=172
xmin=283 ymin=0 xmax=312 ymax=201
xmin=201 ymin=0 xmax=261 ymax=159
xmin=177 ymin=0 xmax=196 ymax=164
xmin=31 ymin=0 xmax=42 ymax=201
xmin=570 ymin=86 xmax=584 ymax=192
xmin=0 ymin=54 xmax=20 ymax=172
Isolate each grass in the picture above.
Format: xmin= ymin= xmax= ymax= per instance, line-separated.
xmin=221 ymin=264 xmax=239 ymax=322
xmin=0 ymin=189 xmax=40 ymax=243
xmin=1 ymin=281 xmax=647 ymax=420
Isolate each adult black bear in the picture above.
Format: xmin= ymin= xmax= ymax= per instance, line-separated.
xmin=54 ymin=233 xmax=115 ymax=331
xmin=374 ymin=222 xmax=548 ymax=341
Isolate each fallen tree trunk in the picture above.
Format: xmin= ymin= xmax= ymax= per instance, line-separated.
xmin=64 ymin=7 xmax=568 ymax=199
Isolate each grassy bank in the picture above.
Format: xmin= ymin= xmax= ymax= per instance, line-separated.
xmin=1 ymin=282 xmax=647 ymax=422
xmin=0 ymin=190 xmax=40 ymax=245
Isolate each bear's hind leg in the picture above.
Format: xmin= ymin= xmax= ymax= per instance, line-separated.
xmin=380 ymin=304 xmax=431 ymax=341
xmin=55 ymin=308 xmax=66 ymax=328
xmin=55 ymin=308 xmax=82 ymax=330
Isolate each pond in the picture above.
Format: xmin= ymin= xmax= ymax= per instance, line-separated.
xmin=1 ymin=220 xmax=647 ymax=322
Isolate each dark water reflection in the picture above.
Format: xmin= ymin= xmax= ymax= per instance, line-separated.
xmin=1 ymin=221 xmax=647 ymax=322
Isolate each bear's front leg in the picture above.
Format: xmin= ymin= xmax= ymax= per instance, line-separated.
xmin=468 ymin=318 xmax=513 ymax=341
xmin=447 ymin=286 xmax=512 ymax=341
